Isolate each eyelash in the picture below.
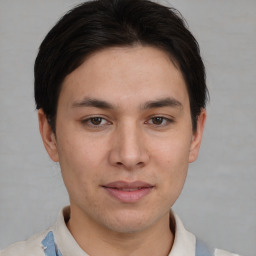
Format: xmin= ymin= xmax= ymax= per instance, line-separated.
xmin=81 ymin=116 xmax=111 ymax=127
xmin=145 ymin=116 xmax=174 ymax=127
xmin=81 ymin=116 xmax=174 ymax=128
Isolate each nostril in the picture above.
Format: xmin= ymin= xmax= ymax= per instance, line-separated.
xmin=116 ymin=161 xmax=143 ymax=167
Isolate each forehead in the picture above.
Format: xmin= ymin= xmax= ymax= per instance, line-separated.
xmin=60 ymin=45 xmax=189 ymax=110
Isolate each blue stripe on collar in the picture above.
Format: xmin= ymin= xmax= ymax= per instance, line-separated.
xmin=42 ymin=231 xmax=63 ymax=256
xmin=196 ymin=238 xmax=214 ymax=256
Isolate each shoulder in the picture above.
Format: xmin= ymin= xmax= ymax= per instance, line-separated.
xmin=0 ymin=229 xmax=50 ymax=256
xmin=0 ymin=207 xmax=70 ymax=256
xmin=173 ymin=212 xmax=241 ymax=256
xmin=215 ymin=248 xmax=241 ymax=256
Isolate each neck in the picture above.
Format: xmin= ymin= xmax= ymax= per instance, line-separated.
xmin=66 ymin=206 xmax=174 ymax=256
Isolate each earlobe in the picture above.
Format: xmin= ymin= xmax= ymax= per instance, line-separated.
xmin=189 ymin=109 xmax=206 ymax=163
xmin=38 ymin=109 xmax=59 ymax=162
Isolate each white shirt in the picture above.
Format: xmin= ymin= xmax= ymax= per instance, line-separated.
xmin=0 ymin=207 xmax=240 ymax=256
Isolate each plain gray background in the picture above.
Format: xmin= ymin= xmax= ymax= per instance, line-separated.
xmin=0 ymin=1 xmax=255 ymax=255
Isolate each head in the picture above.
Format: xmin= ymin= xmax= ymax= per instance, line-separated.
xmin=35 ymin=0 xmax=208 ymax=133
xmin=35 ymin=0 xmax=208 ymax=236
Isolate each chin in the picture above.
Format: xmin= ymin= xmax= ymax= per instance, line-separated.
xmin=101 ymin=209 xmax=159 ymax=234
xmin=106 ymin=220 xmax=150 ymax=234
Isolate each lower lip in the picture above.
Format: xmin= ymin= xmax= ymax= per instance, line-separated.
xmin=103 ymin=187 xmax=153 ymax=203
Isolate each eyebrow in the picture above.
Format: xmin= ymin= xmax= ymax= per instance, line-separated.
xmin=141 ymin=97 xmax=183 ymax=110
xmin=72 ymin=97 xmax=114 ymax=109
xmin=72 ymin=97 xmax=182 ymax=110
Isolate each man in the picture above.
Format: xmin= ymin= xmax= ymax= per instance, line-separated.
xmin=0 ymin=0 xmax=240 ymax=255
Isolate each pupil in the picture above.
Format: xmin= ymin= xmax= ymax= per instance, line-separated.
xmin=91 ymin=117 xmax=102 ymax=125
xmin=153 ymin=117 xmax=163 ymax=125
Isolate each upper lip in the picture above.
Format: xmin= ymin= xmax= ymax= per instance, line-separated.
xmin=102 ymin=181 xmax=154 ymax=189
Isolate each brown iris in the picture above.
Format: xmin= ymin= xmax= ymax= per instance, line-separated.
xmin=90 ymin=117 xmax=102 ymax=125
xmin=151 ymin=117 xmax=164 ymax=125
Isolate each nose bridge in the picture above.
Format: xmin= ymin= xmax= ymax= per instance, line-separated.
xmin=110 ymin=119 xmax=148 ymax=169
xmin=121 ymin=121 xmax=140 ymax=159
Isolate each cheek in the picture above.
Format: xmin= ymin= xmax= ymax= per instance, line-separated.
xmin=57 ymin=140 xmax=100 ymax=206
xmin=149 ymin=135 xmax=191 ymax=191
xmin=151 ymin=134 xmax=191 ymax=166
xmin=57 ymin=131 xmax=105 ymax=168
xmin=56 ymin=135 xmax=102 ymax=190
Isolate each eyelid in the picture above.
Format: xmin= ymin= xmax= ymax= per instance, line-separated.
xmin=80 ymin=114 xmax=174 ymax=127
xmin=145 ymin=115 xmax=175 ymax=126
xmin=81 ymin=115 xmax=112 ymax=127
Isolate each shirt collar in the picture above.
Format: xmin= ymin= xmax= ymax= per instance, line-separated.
xmin=52 ymin=206 xmax=195 ymax=256
xmin=168 ymin=212 xmax=196 ymax=256
xmin=52 ymin=206 xmax=88 ymax=256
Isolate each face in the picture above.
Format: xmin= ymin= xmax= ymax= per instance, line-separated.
xmin=39 ymin=46 xmax=205 ymax=234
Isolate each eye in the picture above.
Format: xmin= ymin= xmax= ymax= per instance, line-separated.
xmin=82 ymin=116 xmax=110 ymax=127
xmin=151 ymin=117 xmax=165 ymax=125
xmin=146 ymin=116 xmax=173 ymax=126
xmin=90 ymin=117 xmax=105 ymax=125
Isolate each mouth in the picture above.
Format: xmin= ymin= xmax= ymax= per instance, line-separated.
xmin=102 ymin=181 xmax=154 ymax=203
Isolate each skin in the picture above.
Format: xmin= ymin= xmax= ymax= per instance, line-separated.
xmin=38 ymin=45 xmax=206 ymax=256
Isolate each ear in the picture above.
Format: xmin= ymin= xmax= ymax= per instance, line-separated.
xmin=189 ymin=109 xmax=206 ymax=163
xmin=38 ymin=109 xmax=59 ymax=162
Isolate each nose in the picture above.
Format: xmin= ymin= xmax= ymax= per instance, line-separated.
xmin=109 ymin=122 xmax=149 ymax=170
